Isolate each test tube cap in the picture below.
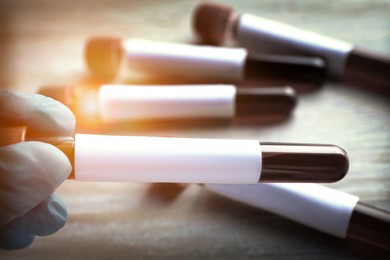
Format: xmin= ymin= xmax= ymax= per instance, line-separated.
xmin=85 ymin=37 xmax=124 ymax=79
xmin=38 ymin=85 xmax=76 ymax=108
xmin=192 ymin=2 xmax=234 ymax=45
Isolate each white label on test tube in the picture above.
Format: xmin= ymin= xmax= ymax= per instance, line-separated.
xmin=98 ymin=84 xmax=236 ymax=123
xmin=236 ymin=14 xmax=353 ymax=78
xmin=124 ymin=39 xmax=247 ymax=82
xmin=75 ymin=134 xmax=262 ymax=184
xmin=205 ymin=183 xmax=359 ymax=238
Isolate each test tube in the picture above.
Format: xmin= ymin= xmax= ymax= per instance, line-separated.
xmin=85 ymin=37 xmax=326 ymax=88
xmin=193 ymin=2 xmax=390 ymax=93
xmin=39 ymin=84 xmax=297 ymax=125
xmin=0 ymin=126 xmax=349 ymax=184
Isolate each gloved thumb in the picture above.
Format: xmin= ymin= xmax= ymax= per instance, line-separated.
xmin=9 ymin=193 xmax=68 ymax=236
xmin=0 ymin=141 xmax=71 ymax=226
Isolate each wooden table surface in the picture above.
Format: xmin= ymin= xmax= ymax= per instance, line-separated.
xmin=1 ymin=0 xmax=389 ymax=259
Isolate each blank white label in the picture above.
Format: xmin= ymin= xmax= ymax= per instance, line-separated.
xmin=75 ymin=134 xmax=262 ymax=184
xmin=237 ymin=14 xmax=353 ymax=77
xmin=124 ymin=39 xmax=247 ymax=82
xmin=205 ymin=183 xmax=359 ymax=238
xmin=98 ymin=84 xmax=236 ymax=122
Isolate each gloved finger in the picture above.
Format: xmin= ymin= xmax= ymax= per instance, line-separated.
xmin=0 ymin=90 xmax=75 ymax=136
xmin=0 ymin=141 xmax=71 ymax=226
xmin=0 ymin=224 xmax=35 ymax=250
xmin=10 ymin=193 xmax=67 ymax=236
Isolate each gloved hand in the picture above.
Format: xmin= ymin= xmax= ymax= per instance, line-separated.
xmin=0 ymin=90 xmax=75 ymax=250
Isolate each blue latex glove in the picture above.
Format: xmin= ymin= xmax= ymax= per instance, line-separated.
xmin=0 ymin=90 xmax=75 ymax=250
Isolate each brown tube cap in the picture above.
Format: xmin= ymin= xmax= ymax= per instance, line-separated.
xmin=259 ymin=142 xmax=349 ymax=182
xmin=192 ymin=2 xmax=235 ymax=45
xmin=0 ymin=126 xmax=75 ymax=178
xmin=85 ymin=37 xmax=124 ymax=80
xmin=0 ymin=126 xmax=27 ymax=146
xmin=38 ymin=85 xmax=76 ymax=108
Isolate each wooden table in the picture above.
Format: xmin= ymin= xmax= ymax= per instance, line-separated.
xmin=1 ymin=0 xmax=389 ymax=258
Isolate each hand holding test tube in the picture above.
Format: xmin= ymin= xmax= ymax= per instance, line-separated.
xmin=0 ymin=91 xmax=74 ymax=250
